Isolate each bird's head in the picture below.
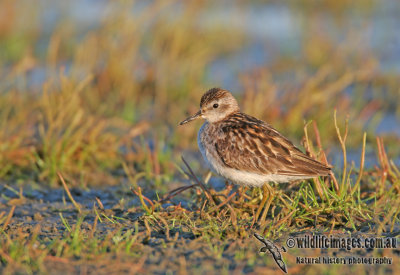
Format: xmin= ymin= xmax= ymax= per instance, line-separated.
xmin=179 ymin=87 xmax=240 ymax=125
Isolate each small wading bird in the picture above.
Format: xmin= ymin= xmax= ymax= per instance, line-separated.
xmin=179 ymin=88 xmax=331 ymax=223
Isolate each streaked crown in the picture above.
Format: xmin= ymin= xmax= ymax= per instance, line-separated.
xmin=200 ymin=88 xmax=230 ymax=107
xmin=199 ymin=88 xmax=240 ymax=123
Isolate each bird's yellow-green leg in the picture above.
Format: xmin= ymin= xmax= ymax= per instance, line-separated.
xmin=259 ymin=184 xmax=274 ymax=224
xmin=254 ymin=184 xmax=270 ymax=223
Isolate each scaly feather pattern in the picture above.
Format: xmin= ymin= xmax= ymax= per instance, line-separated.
xmin=212 ymin=112 xmax=331 ymax=177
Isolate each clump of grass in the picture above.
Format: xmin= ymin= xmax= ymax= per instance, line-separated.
xmin=33 ymin=75 xmax=122 ymax=185
xmin=0 ymin=91 xmax=36 ymax=178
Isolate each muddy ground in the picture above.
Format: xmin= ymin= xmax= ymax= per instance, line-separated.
xmin=0 ymin=183 xmax=399 ymax=275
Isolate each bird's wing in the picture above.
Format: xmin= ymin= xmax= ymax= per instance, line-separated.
xmin=215 ymin=113 xmax=331 ymax=177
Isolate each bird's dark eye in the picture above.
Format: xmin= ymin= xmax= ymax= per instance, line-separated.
xmin=213 ymin=103 xmax=219 ymax=108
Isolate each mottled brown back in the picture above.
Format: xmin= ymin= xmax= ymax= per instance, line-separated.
xmin=213 ymin=112 xmax=331 ymax=177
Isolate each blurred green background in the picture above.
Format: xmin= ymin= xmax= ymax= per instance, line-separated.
xmin=0 ymin=0 xmax=399 ymax=187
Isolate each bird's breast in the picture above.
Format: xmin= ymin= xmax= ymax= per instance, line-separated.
xmin=197 ymin=123 xmax=222 ymax=173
